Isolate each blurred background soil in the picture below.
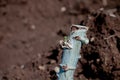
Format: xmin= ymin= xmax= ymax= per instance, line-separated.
xmin=0 ymin=0 xmax=120 ymax=80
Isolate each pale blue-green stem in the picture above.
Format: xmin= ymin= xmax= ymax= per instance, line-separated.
xmin=57 ymin=29 xmax=89 ymax=80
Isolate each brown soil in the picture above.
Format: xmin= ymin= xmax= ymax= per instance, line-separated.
xmin=0 ymin=0 xmax=120 ymax=80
